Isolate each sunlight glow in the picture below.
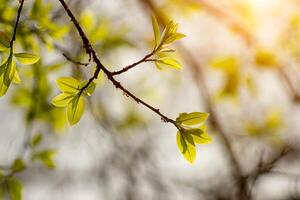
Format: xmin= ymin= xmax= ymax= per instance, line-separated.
xmin=249 ymin=0 xmax=279 ymax=9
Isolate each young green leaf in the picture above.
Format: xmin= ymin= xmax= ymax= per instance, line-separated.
xmin=80 ymin=81 xmax=96 ymax=96
xmin=67 ymin=95 xmax=85 ymax=125
xmin=32 ymin=150 xmax=56 ymax=169
xmin=11 ymin=158 xmax=26 ymax=174
xmin=255 ymin=49 xmax=277 ymax=67
xmin=56 ymin=77 xmax=80 ymax=93
xmin=0 ymin=31 xmax=10 ymax=49
xmin=176 ymin=112 xmax=209 ymax=126
xmin=7 ymin=178 xmax=23 ymax=200
xmin=13 ymin=70 xmax=21 ymax=84
xmin=164 ymin=33 xmax=186 ymax=44
xmin=0 ymin=184 xmax=4 ymax=200
xmin=176 ymin=131 xmax=196 ymax=164
xmin=30 ymin=132 xmax=43 ymax=147
xmin=14 ymin=53 xmax=40 ymax=65
xmin=151 ymin=15 xmax=161 ymax=47
xmin=156 ymin=58 xmax=182 ymax=70
xmin=0 ymin=56 xmax=16 ymax=96
xmin=185 ymin=126 xmax=212 ymax=144
xmin=52 ymin=93 xmax=75 ymax=107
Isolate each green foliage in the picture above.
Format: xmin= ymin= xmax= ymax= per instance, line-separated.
xmin=210 ymin=56 xmax=242 ymax=98
xmin=245 ymin=109 xmax=283 ymax=148
xmin=7 ymin=178 xmax=23 ymax=200
xmin=79 ymin=11 xmax=132 ymax=54
xmin=14 ymin=53 xmax=40 ymax=65
xmin=175 ymin=112 xmax=211 ymax=164
xmin=52 ymin=77 xmax=96 ymax=125
xmin=176 ymin=112 xmax=209 ymax=126
xmin=151 ymin=16 xmax=185 ymax=70
xmin=0 ymin=184 xmax=4 ymax=200
xmin=32 ymin=150 xmax=56 ymax=169
xmin=255 ymin=49 xmax=278 ymax=67
xmin=0 ymin=53 xmax=16 ymax=96
xmin=0 ymin=43 xmax=40 ymax=96
xmin=11 ymin=159 xmax=26 ymax=174
xmin=0 ymin=31 xmax=10 ymax=50
xmin=30 ymin=132 xmax=43 ymax=147
xmin=176 ymin=131 xmax=196 ymax=163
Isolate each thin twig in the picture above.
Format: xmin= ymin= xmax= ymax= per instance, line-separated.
xmin=62 ymin=53 xmax=89 ymax=66
xmin=111 ymin=51 xmax=155 ymax=76
xmin=10 ymin=0 xmax=25 ymax=47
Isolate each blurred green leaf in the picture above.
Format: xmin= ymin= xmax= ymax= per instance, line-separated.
xmin=0 ymin=55 xmax=16 ymax=96
xmin=255 ymin=49 xmax=277 ymax=67
xmin=151 ymin=15 xmax=161 ymax=47
xmin=32 ymin=150 xmax=56 ymax=169
xmin=0 ymin=184 xmax=4 ymax=200
xmin=0 ymin=31 xmax=10 ymax=49
xmin=14 ymin=53 xmax=40 ymax=65
xmin=7 ymin=177 xmax=23 ymax=200
xmin=11 ymin=159 xmax=26 ymax=174
xmin=30 ymin=132 xmax=43 ymax=147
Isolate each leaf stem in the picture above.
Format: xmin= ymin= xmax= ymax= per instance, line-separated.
xmin=111 ymin=51 xmax=155 ymax=76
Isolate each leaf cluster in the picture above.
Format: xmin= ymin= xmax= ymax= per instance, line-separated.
xmin=175 ymin=112 xmax=211 ymax=163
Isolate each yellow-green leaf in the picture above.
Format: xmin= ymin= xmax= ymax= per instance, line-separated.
xmin=0 ymin=184 xmax=4 ymax=200
xmin=56 ymin=77 xmax=80 ymax=93
xmin=176 ymin=131 xmax=187 ymax=154
xmin=193 ymin=132 xmax=212 ymax=144
xmin=0 ymin=57 xmax=16 ymax=96
xmin=151 ymin=15 xmax=161 ymax=47
xmin=0 ymin=31 xmax=10 ymax=49
xmin=176 ymin=131 xmax=196 ymax=164
xmin=11 ymin=158 xmax=26 ymax=173
xmin=80 ymin=81 xmax=96 ymax=96
xmin=156 ymin=58 xmax=182 ymax=70
xmin=13 ymin=70 xmax=21 ymax=84
xmin=164 ymin=33 xmax=186 ymax=44
xmin=210 ymin=56 xmax=239 ymax=73
xmin=186 ymin=126 xmax=212 ymax=144
xmin=176 ymin=112 xmax=209 ymax=126
xmin=32 ymin=150 xmax=56 ymax=169
xmin=67 ymin=95 xmax=85 ymax=125
xmin=14 ymin=53 xmax=40 ymax=65
xmin=30 ymin=132 xmax=43 ymax=147
xmin=52 ymin=93 xmax=74 ymax=107
xmin=255 ymin=49 xmax=277 ymax=67
xmin=7 ymin=178 xmax=23 ymax=200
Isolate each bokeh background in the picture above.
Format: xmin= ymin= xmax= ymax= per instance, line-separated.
xmin=1 ymin=0 xmax=300 ymax=199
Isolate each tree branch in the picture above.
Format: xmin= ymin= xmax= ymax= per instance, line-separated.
xmin=62 ymin=53 xmax=89 ymax=66
xmin=10 ymin=0 xmax=25 ymax=47
xmin=58 ymin=0 xmax=177 ymax=126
